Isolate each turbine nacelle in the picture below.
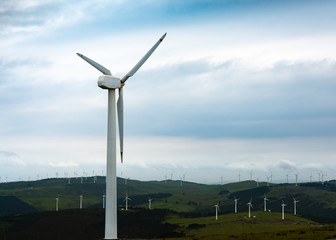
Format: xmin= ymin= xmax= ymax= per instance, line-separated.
xmin=98 ymin=75 xmax=122 ymax=89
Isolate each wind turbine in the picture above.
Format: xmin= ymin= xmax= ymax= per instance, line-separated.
xmin=247 ymin=198 xmax=253 ymax=218
xmin=263 ymin=194 xmax=269 ymax=212
xmin=293 ymin=198 xmax=299 ymax=215
xmin=148 ymin=198 xmax=153 ymax=210
xmin=234 ymin=197 xmax=239 ymax=213
xmin=77 ymin=33 xmax=166 ymax=240
xmin=281 ymin=200 xmax=286 ymax=220
xmin=214 ymin=202 xmax=220 ymax=220
xmin=80 ymin=193 xmax=83 ymax=209
xmin=124 ymin=193 xmax=131 ymax=211
xmin=55 ymin=195 xmax=59 ymax=212
xmin=295 ymin=173 xmax=299 ymax=186
xmin=321 ymin=172 xmax=326 ymax=184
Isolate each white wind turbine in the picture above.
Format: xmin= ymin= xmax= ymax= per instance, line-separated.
xmin=124 ymin=193 xmax=131 ymax=211
xmin=263 ymin=194 xmax=269 ymax=212
xmin=80 ymin=193 xmax=83 ymax=209
xmin=295 ymin=173 xmax=299 ymax=186
xmin=321 ymin=172 xmax=326 ymax=184
xmin=77 ymin=33 xmax=166 ymax=240
xmin=214 ymin=202 xmax=220 ymax=220
xmin=234 ymin=197 xmax=239 ymax=213
xmin=247 ymin=198 xmax=253 ymax=218
xmin=55 ymin=195 xmax=59 ymax=212
xmin=266 ymin=176 xmax=270 ymax=186
xmin=281 ymin=200 xmax=287 ymax=220
xmin=293 ymin=198 xmax=299 ymax=215
xmin=148 ymin=198 xmax=153 ymax=210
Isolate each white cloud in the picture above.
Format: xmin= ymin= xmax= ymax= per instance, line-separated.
xmin=276 ymin=159 xmax=297 ymax=171
xmin=49 ymin=161 xmax=79 ymax=167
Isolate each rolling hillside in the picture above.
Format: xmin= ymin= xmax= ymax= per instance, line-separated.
xmin=0 ymin=177 xmax=336 ymax=223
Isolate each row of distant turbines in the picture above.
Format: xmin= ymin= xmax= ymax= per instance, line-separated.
xmin=0 ymin=170 xmax=329 ymax=185
xmin=218 ymin=171 xmax=328 ymax=186
xmin=54 ymin=193 xmax=154 ymax=212
xmin=214 ymin=195 xmax=300 ymax=220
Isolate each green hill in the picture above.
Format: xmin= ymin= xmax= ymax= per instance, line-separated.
xmin=1 ymin=178 xmax=336 ymax=239
xmin=1 ymin=178 xmax=336 ymax=223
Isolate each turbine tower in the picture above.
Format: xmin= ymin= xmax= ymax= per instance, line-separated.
xmin=281 ymin=200 xmax=287 ymax=220
xmin=55 ymin=196 xmax=59 ymax=212
xmin=295 ymin=173 xmax=299 ymax=186
xmin=148 ymin=198 xmax=153 ymax=210
xmin=214 ymin=202 xmax=220 ymax=220
xmin=293 ymin=198 xmax=299 ymax=215
xmin=80 ymin=193 xmax=83 ymax=209
xmin=263 ymin=194 xmax=269 ymax=212
xmin=247 ymin=198 xmax=253 ymax=218
xmin=77 ymin=33 xmax=166 ymax=240
xmin=234 ymin=197 xmax=239 ymax=213
xmin=124 ymin=193 xmax=131 ymax=211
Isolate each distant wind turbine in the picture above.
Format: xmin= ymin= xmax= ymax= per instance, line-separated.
xmin=281 ymin=200 xmax=287 ymax=220
xmin=247 ymin=198 xmax=253 ymax=218
xmin=77 ymin=33 xmax=166 ymax=240
xmin=56 ymin=195 xmax=59 ymax=212
xmin=321 ymin=172 xmax=326 ymax=184
xmin=148 ymin=198 xmax=153 ymax=210
xmin=263 ymin=194 xmax=269 ymax=212
xmin=80 ymin=193 xmax=83 ymax=209
xmin=234 ymin=197 xmax=239 ymax=213
xmin=293 ymin=198 xmax=299 ymax=215
xmin=124 ymin=193 xmax=131 ymax=211
xmin=295 ymin=173 xmax=299 ymax=186
xmin=214 ymin=202 xmax=220 ymax=220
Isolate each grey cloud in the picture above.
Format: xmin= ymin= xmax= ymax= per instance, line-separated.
xmin=124 ymin=59 xmax=336 ymax=138
xmin=277 ymin=160 xmax=297 ymax=171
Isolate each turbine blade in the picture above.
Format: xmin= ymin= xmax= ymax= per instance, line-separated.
xmin=121 ymin=33 xmax=167 ymax=83
xmin=117 ymin=87 xmax=124 ymax=163
xmin=77 ymin=53 xmax=111 ymax=76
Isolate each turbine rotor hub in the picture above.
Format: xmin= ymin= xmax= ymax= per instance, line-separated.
xmin=98 ymin=75 xmax=122 ymax=89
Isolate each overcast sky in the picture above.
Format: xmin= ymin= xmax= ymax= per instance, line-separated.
xmin=1 ymin=0 xmax=336 ymax=184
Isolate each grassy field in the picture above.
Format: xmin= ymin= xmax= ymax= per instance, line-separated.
xmin=166 ymin=211 xmax=315 ymax=236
